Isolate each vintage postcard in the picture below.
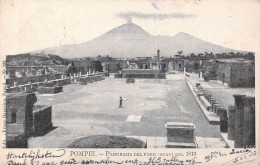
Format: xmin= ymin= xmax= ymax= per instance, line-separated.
xmin=0 ymin=0 xmax=259 ymax=164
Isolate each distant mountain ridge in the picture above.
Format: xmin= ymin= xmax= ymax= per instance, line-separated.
xmin=30 ymin=23 xmax=247 ymax=58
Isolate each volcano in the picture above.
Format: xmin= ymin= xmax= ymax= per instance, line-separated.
xmin=31 ymin=23 xmax=245 ymax=58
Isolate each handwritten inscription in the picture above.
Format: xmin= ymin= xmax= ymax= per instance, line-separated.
xmin=6 ymin=149 xmax=66 ymax=165
xmin=205 ymin=148 xmax=256 ymax=165
xmin=223 ymin=149 xmax=256 ymax=165
xmin=5 ymin=149 xmax=257 ymax=165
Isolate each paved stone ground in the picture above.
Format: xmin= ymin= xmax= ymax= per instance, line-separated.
xmin=28 ymin=73 xmax=223 ymax=148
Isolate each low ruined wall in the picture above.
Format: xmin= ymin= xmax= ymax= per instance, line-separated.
xmin=120 ymin=69 xmax=165 ymax=79
xmin=123 ymin=73 xmax=166 ymax=79
xmin=121 ymin=69 xmax=163 ymax=74
xmin=6 ymin=74 xmax=62 ymax=86
xmin=33 ymin=105 xmax=52 ymax=136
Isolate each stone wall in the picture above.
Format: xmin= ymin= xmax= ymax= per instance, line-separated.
xmin=121 ymin=69 xmax=166 ymax=79
xmin=33 ymin=105 xmax=52 ymax=136
xmin=230 ymin=64 xmax=255 ymax=88
xmin=216 ymin=63 xmax=231 ymax=85
xmin=216 ymin=63 xmax=254 ymax=88
xmin=6 ymin=93 xmax=37 ymax=136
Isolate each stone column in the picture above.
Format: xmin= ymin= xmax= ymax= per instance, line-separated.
xmin=228 ymin=106 xmax=235 ymax=140
xmin=24 ymin=86 xmax=28 ymax=92
xmin=199 ymin=71 xmax=203 ymax=80
xmin=233 ymin=95 xmax=246 ymax=148
xmin=157 ymin=49 xmax=160 ymax=69
xmin=14 ymin=82 xmax=18 ymax=87
xmin=184 ymin=67 xmax=186 ymax=78
xmin=219 ymin=108 xmax=228 ymax=133
xmin=243 ymin=96 xmax=255 ymax=148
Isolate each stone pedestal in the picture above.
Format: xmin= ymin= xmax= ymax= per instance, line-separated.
xmin=213 ymin=103 xmax=220 ymax=113
xmin=216 ymin=106 xmax=224 ymax=116
xmin=165 ymin=122 xmax=196 ymax=148
xmin=38 ymin=86 xmax=62 ymax=94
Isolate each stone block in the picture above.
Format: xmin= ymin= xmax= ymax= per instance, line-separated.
xmin=86 ymin=77 xmax=93 ymax=83
xmin=126 ymin=78 xmax=135 ymax=83
xmin=165 ymin=122 xmax=196 ymax=148
xmin=38 ymin=86 xmax=62 ymax=94
xmin=114 ymin=73 xmax=122 ymax=78
xmin=6 ymin=135 xmax=28 ymax=148
xmin=79 ymin=77 xmax=88 ymax=85
xmin=213 ymin=104 xmax=220 ymax=113
xmin=195 ymin=83 xmax=200 ymax=87
xmin=216 ymin=106 xmax=224 ymax=116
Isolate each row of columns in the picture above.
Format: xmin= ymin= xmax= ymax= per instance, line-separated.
xmin=195 ymin=83 xmax=224 ymax=116
xmin=6 ymin=71 xmax=104 ymax=93
xmin=218 ymin=95 xmax=255 ymax=148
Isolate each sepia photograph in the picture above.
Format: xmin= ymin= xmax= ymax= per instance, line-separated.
xmin=1 ymin=1 xmax=259 ymax=164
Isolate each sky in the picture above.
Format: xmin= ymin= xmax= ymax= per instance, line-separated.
xmin=1 ymin=0 xmax=260 ymax=56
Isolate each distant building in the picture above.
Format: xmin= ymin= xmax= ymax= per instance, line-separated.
xmin=161 ymin=58 xmax=184 ymax=72
xmin=216 ymin=59 xmax=255 ymax=88
xmin=96 ymin=56 xmax=127 ymax=73
xmin=73 ymin=59 xmax=103 ymax=74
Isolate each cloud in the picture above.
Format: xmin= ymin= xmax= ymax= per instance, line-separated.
xmin=117 ymin=11 xmax=196 ymax=23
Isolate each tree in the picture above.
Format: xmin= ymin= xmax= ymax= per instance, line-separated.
xmin=228 ymin=52 xmax=235 ymax=57
xmin=177 ymin=50 xmax=183 ymax=55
